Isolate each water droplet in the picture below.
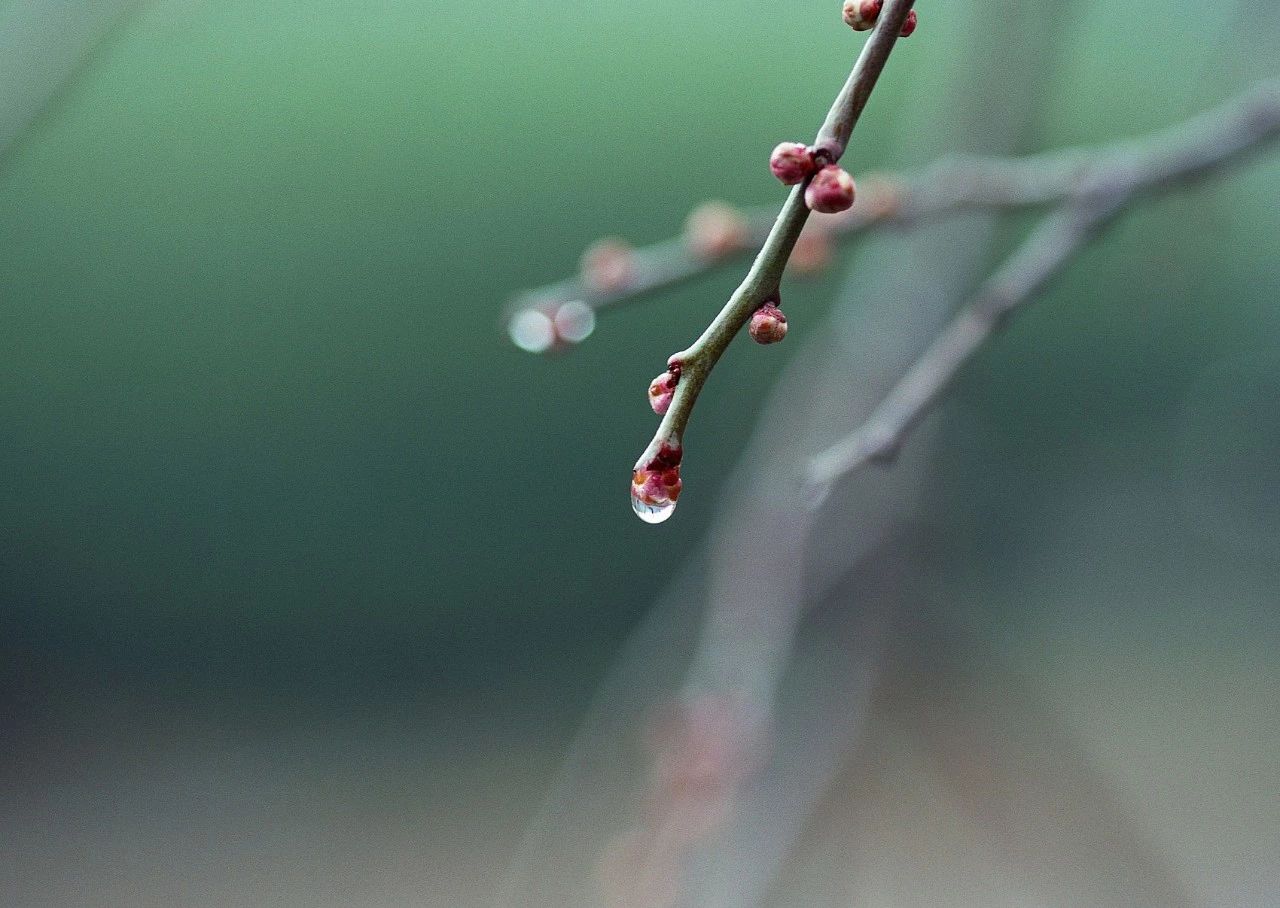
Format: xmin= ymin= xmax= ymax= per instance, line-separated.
xmin=632 ymin=491 xmax=676 ymax=524
xmin=631 ymin=462 xmax=681 ymax=524
xmin=508 ymin=308 xmax=556 ymax=353
xmin=553 ymin=300 xmax=596 ymax=343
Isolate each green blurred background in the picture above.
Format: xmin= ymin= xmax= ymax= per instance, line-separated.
xmin=1 ymin=1 xmax=1277 ymax=905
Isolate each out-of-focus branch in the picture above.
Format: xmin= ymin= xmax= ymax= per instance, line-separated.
xmin=0 ymin=0 xmax=139 ymax=160
xmin=503 ymin=185 xmax=900 ymax=347
xmin=506 ymin=79 xmax=1280 ymax=351
xmin=806 ymin=78 xmax=1280 ymax=503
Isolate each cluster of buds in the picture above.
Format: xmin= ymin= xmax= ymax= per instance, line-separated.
xmin=748 ymin=298 xmax=788 ymax=344
xmin=630 ymin=443 xmax=683 ymax=523
xmin=647 ymin=360 xmax=680 ymax=415
xmin=842 ymin=0 xmax=917 ymax=35
xmin=769 ymin=142 xmax=856 ymax=215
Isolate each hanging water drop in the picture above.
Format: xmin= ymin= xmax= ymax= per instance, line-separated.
xmin=630 ymin=445 xmax=683 ymax=524
xmin=631 ymin=485 xmax=677 ymax=523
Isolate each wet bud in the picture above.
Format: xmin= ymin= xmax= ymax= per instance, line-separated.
xmin=631 ymin=444 xmax=683 ymax=524
xmin=899 ymin=9 xmax=917 ymax=36
xmin=685 ymin=201 xmax=750 ymax=261
xmin=507 ymin=306 xmax=558 ymax=354
xmin=552 ymin=299 xmax=596 ymax=344
xmin=790 ymin=224 xmax=834 ymax=276
xmin=748 ymin=302 xmax=788 ymax=345
xmin=769 ymin=142 xmax=816 ymax=185
xmin=804 ymin=165 xmax=856 ymax=214
xmin=842 ymin=0 xmax=881 ymax=30
xmin=648 ymin=367 xmax=679 ymax=415
xmin=580 ymin=237 xmax=636 ymax=294
xmin=507 ymin=299 xmax=596 ymax=354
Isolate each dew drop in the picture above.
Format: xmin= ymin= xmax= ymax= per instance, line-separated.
xmin=508 ymin=308 xmax=556 ymax=353
xmin=632 ymin=490 xmax=677 ymax=524
xmin=631 ymin=462 xmax=681 ymax=524
xmin=553 ymin=300 xmax=596 ymax=344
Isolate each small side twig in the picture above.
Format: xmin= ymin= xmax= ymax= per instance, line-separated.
xmin=806 ymin=79 xmax=1280 ymax=504
xmin=506 ymin=84 xmax=1280 ymax=339
xmin=504 ymin=182 xmax=902 ymax=340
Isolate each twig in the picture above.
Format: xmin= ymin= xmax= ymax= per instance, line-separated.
xmin=503 ymin=191 xmax=891 ymax=332
xmin=806 ymin=79 xmax=1280 ymax=505
xmin=627 ymin=0 xmax=917 ymax=518
xmin=0 ymin=0 xmax=139 ymax=160
xmin=506 ymin=83 xmax=1280 ymax=333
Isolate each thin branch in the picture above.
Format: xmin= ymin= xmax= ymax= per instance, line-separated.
xmin=806 ymin=79 xmax=1280 ymax=504
xmin=506 ymin=81 xmax=1280 ymax=333
xmin=503 ymin=189 xmax=894 ymax=329
xmin=0 ymin=0 xmax=139 ymax=161
xmin=630 ymin=0 xmax=917 ymax=496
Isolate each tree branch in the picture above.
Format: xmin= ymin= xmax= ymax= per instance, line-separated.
xmin=506 ymin=81 xmax=1280 ymax=337
xmin=626 ymin=0 xmax=916 ymax=520
xmin=805 ymin=79 xmax=1280 ymax=504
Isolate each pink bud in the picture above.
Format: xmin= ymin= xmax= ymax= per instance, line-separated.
xmin=645 ymin=694 xmax=755 ymax=842
xmin=748 ymin=302 xmax=788 ymax=345
xmin=790 ymin=225 xmax=834 ymax=276
xmin=859 ymin=173 xmax=905 ymax=221
xmin=899 ymin=9 xmax=917 ymax=36
xmin=580 ymin=237 xmax=636 ymax=293
xmin=769 ymin=142 xmax=816 ymax=185
xmin=804 ymin=165 xmax=856 ymax=214
xmin=552 ymin=299 xmax=596 ymax=345
xmin=842 ymin=0 xmax=882 ymax=30
xmin=685 ymin=201 xmax=749 ymax=261
xmin=648 ymin=367 xmax=679 ymax=415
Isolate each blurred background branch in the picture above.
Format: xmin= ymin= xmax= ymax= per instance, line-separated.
xmin=0 ymin=0 xmax=138 ymax=160
xmin=809 ymin=78 xmax=1280 ymax=500
xmin=508 ymin=80 xmax=1280 ymax=360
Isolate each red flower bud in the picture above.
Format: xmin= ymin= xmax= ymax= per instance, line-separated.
xmin=769 ymin=142 xmax=816 ymax=185
xmin=748 ymin=302 xmax=788 ymax=345
xmin=648 ymin=367 xmax=679 ymax=415
xmin=804 ymin=165 xmax=856 ymax=214
xmin=842 ymin=0 xmax=882 ymax=30
xmin=899 ymin=9 xmax=917 ymax=36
